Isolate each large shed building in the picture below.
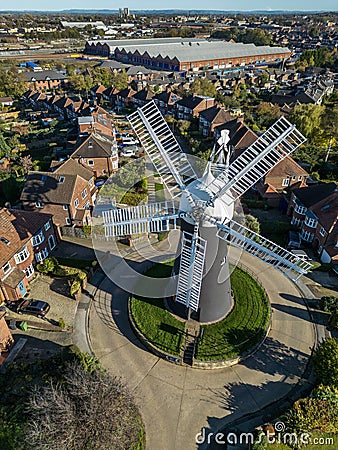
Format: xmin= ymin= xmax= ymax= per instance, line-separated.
xmin=85 ymin=37 xmax=291 ymax=72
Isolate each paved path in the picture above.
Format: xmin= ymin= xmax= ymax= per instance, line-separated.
xmin=84 ymin=249 xmax=318 ymax=450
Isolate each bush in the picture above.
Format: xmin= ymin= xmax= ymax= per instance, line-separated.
xmin=37 ymin=257 xmax=58 ymax=274
xmin=329 ymin=312 xmax=338 ymax=329
xmin=283 ymin=396 xmax=338 ymax=434
xmin=319 ymin=296 xmax=338 ymax=313
xmin=70 ymin=279 xmax=82 ymax=297
xmin=312 ymin=338 xmax=338 ymax=387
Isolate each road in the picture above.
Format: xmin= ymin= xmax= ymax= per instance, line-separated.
xmin=85 ymin=247 xmax=317 ymax=450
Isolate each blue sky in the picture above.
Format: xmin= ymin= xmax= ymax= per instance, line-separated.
xmin=0 ymin=1 xmax=337 ymax=11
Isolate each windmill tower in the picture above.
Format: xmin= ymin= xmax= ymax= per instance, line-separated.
xmin=103 ymin=101 xmax=312 ymax=324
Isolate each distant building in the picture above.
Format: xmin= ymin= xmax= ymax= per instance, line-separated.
xmin=61 ymin=20 xmax=106 ymax=29
xmin=85 ymin=37 xmax=291 ymax=72
xmin=23 ymin=70 xmax=68 ymax=92
xmin=175 ymin=95 xmax=215 ymax=120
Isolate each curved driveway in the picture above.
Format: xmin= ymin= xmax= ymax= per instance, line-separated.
xmin=88 ymin=250 xmax=316 ymax=450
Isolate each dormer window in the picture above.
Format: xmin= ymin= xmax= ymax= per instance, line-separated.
xmin=58 ymin=176 xmax=65 ymax=183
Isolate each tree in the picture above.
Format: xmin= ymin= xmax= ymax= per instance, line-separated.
xmin=25 ymin=360 xmax=142 ymax=450
xmin=19 ymin=155 xmax=34 ymax=174
xmin=177 ymin=119 xmax=191 ymax=134
xmin=312 ymin=338 xmax=338 ymax=387
xmin=0 ymin=132 xmax=11 ymax=158
xmin=190 ymin=78 xmax=217 ymax=98
xmin=112 ymin=69 xmax=128 ymax=91
xmin=245 ymin=215 xmax=260 ymax=234
xmin=255 ymin=102 xmax=281 ymax=130
xmin=319 ymin=296 xmax=338 ymax=313
xmin=288 ymin=104 xmax=325 ymax=141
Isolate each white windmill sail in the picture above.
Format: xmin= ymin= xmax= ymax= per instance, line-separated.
xmin=103 ymin=200 xmax=179 ymax=237
xmin=206 ymin=116 xmax=306 ymax=204
xmin=214 ymin=218 xmax=312 ymax=281
xmin=127 ymin=101 xmax=197 ymax=196
xmin=175 ymin=227 xmax=207 ymax=312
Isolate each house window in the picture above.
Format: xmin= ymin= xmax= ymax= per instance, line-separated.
xmin=35 ymin=247 xmax=49 ymax=263
xmin=63 ymin=204 xmax=68 ymax=210
xmin=298 ymin=176 xmax=303 ymax=181
xmin=35 ymin=201 xmax=44 ymax=208
xmin=24 ymin=264 xmax=34 ymax=279
xmin=88 ymin=141 xmax=93 ymax=148
xmin=2 ymin=261 xmax=11 ymax=275
xmin=44 ymin=221 xmax=51 ymax=231
xmin=81 ymin=189 xmax=87 ymax=199
xmin=301 ymin=229 xmax=314 ymax=243
xmin=319 ymin=226 xmax=326 ymax=237
xmin=291 ymin=216 xmax=301 ymax=227
xmin=31 ymin=230 xmax=44 ymax=247
xmin=48 ymin=235 xmax=56 ymax=251
xmin=14 ymin=246 xmax=30 ymax=264
xmin=0 ymin=237 xmax=10 ymax=245
xmin=65 ymin=218 xmax=71 ymax=225
xmin=74 ymin=198 xmax=79 ymax=207
xmin=291 ymin=175 xmax=296 ymax=180
xmin=282 ymin=178 xmax=290 ymax=187
xmin=88 ymin=160 xmax=94 ymax=166
xmin=89 ymin=178 xmax=93 ymax=187
xmin=304 ymin=216 xmax=318 ymax=228
xmin=58 ymin=176 xmax=65 ymax=183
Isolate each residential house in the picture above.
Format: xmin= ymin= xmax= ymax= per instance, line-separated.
xmin=115 ymin=88 xmax=136 ymax=111
xmin=78 ymin=106 xmax=116 ymax=137
xmin=70 ymin=133 xmax=118 ymax=176
xmin=153 ymin=91 xmax=182 ymax=116
xmin=288 ymin=182 xmax=338 ymax=263
xmin=0 ymin=208 xmax=57 ymax=302
xmin=90 ymin=83 xmax=107 ymax=102
xmin=0 ymin=97 xmax=13 ymax=107
xmin=102 ymin=86 xmax=119 ymax=106
xmin=199 ymin=106 xmax=234 ymax=136
xmin=21 ymin=159 xmax=97 ymax=228
xmin=175 ymin=95 xmax=215 ymax=120
xmin=23 ymin=70 xmax=68 ymax=92
xmin=256 ymin=156 xmax=309 ymax=207
xmin=132 ymin=89 xmax=154 ymax=108
xmin=0 ymin=310 xmax=14 ymax=356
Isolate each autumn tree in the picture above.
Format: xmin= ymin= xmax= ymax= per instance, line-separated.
xmin=25 ymin=360 xmax=143 ymax=450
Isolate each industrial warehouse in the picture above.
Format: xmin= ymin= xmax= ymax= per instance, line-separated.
xmin=84 ymin=37 xmax=291 ymax=71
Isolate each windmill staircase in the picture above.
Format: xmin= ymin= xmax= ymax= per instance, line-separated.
xmin=182 ymin=319 xmax=200 ymax=366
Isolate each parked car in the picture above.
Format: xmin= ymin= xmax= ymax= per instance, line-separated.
xmin=120 ymin=147 xmax=136 ymax=157
xmin=7 ymin=299 xmax=50 ymax=318
xmin=290 ymin=250 xmax=310 ymax=261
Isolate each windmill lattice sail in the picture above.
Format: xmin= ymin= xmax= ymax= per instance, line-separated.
xmin=103 ymin=200 xmax=179 ymax=237
xmin=215 ymin=218 xmax=312 ymax=281
xmin=206 ymin=116 xmax=306 ymax=203
xmin=128 ymin=101 xmax=197 ymax=195
xmin=175 ymin=229 xmax=207 ymax=312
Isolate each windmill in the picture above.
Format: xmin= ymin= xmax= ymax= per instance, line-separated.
xmin=103 ymin=101 xmax=312 ymax=324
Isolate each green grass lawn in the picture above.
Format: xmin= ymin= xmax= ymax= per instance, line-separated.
xmin=130 ymin=262 xmax=270 ymax=360
xmin=130 ymin=261 xmax=185 ymax=356
xmin=155 ymin=182 xmax=165 ymax=201
xmin=195 ymin=266 xmax=270 ymax=361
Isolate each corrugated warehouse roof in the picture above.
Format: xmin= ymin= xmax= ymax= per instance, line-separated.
xmin=113 ymin=40 xmax=290 ymax=63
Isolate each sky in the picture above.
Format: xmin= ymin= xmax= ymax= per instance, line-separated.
xmin=0 ymin=0 xmax=337 ymax=11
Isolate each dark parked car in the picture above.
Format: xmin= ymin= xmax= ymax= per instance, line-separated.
xmin=7 ymin=299 xmax=50 ymax=318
